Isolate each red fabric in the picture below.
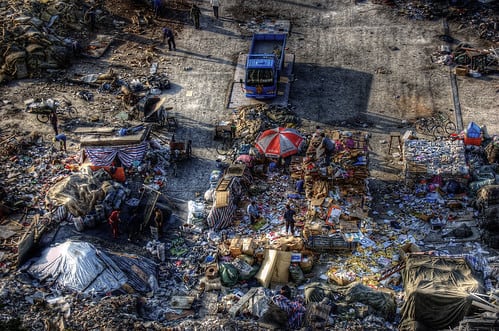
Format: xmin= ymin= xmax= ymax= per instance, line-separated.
xmin=108 ymin=210 xmax=120 ymax=238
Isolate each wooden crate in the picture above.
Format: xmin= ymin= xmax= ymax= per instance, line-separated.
xmin=305 ymin=235 xmax=355 ymax=252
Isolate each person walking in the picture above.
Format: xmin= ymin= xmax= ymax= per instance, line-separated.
xmin=247 ymin=201 xmax=259 ymax=224
xmin=108 ymin=208 xmax=121 ymax=239
xmin=162 ymin=27 xmax=176 ymax=51
xmin=284 ymin=204 xmax=296 ymax=236
xmin=190 ymin=4 xmax=201 ymax=29
xmin=210 ymin=0 xmax=220 ymax=19
xmin=53 ymin=133 xmax=67 ymax=152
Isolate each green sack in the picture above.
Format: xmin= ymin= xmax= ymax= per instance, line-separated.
xmin=219 ymin=263 xmax=239 ymax=287
xmin=289 ymin=264 xmax=305 ymax=284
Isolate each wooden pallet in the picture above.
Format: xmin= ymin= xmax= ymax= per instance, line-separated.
xmin=216 ymin=178 xmax=231 ymax=191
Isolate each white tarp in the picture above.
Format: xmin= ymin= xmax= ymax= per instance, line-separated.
xmin=28 ymin=241 xmax=128 ymax=294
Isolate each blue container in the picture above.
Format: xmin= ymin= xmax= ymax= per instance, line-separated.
xmin=467 ymin=122 xmax=481 ymax=138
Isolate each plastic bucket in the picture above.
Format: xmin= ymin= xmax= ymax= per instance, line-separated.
xmin=84 ymin=214 xmax=96 ymax=228
xmin=95 ymin=204 xmax=105 ymax=222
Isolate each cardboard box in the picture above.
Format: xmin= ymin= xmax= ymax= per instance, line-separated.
xmin=399 ymin=242 xmax=421 ymax=261
xmin=255 ymin=249 xmax=278 ymax=288
xmin=230 ymin=238 xmax=243 ymax=257
xmin=271 ymin=251 xmax=291 ymax=284
xmin=242 ymin=238 xmax=256 ymax=256
xmin=455 ymin=65 xmax=468 ymax=76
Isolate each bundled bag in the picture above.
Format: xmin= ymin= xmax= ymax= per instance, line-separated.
xmin=219 ymin=263 xmax=239 ymax=287
xmin=289 ymin=264 xmax=305 ymax=285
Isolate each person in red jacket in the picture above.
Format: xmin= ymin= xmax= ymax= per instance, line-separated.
xmin=108 ymin=209 xmax=121 ymax=239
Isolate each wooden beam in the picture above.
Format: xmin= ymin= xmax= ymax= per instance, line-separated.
xmin=229 ymin=287 xmax=259 ymax=318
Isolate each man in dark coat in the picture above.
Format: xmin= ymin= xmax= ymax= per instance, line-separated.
xmin=190 ymin=4 xmax=201 ymax=29
xmin=162 ymin=27 xmax=176 ymax=51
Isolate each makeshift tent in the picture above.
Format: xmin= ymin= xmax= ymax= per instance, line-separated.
xmin=27 ymin=240 xmax=157 ymax=294
xmin=399 ymin=254 xmax=484 ymax=331
xmin=78 ymin=125 xmax=151 ymax=167
xmin=206 ymin=164 xmax=251 ymax=230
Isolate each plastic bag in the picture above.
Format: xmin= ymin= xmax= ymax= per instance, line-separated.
xmin=219 ymin=263 xmax=239 ymax=287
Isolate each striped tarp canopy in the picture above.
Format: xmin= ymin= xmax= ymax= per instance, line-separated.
xmin=85 ymin=141 xmax=148 ymax=167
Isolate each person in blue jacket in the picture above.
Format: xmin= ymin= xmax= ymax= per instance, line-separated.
xmin=53 ymin=133 xmax=67 ymax=152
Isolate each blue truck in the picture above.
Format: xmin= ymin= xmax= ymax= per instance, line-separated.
xmin=244 ymin=33 xmax=287 ymax=99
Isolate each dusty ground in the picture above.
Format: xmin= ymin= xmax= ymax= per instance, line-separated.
xmin=1 ymin=0 xmax=497 ymax=199
xmin=0 ymin=0 xmax=498 ymax=329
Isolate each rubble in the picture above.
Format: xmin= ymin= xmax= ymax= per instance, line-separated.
xmin=0 ymin=0 xmax=498 ymax=330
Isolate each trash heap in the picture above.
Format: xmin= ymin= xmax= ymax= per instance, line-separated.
xmin=301 ymin=130 xmax=370 ymax=256
xmin=0 ymin=0 xmax=93 ymax=82
xmin=378 ymin=0 xmax=499 ymax=43
xmin=403 ymin=138 xmax=469 ymax=186
xmin=233 ymin=104 xmax=300 ymax=144
xmin=0 ymin=132 xmax=81 ymax=270
xmin=165 ymin=124 xmax=405 ymax=329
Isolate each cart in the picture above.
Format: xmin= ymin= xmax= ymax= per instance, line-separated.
xmin=170 ymin=140 xmax=192 ymax=162
xmin=25 ymin=98 xmax=78 ymax=123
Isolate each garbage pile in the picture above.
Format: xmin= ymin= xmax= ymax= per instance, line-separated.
xmin=148 ymin=124 xmax=499 ymax=329
xmin=0 ymin=0 xmax=98 ymax=83
xmin=233 ymin=104 xmax=300 ymax=144
xmin=432 ymin=42 xmax=499 ymax=76
xmin=386 ymin=0 xmax=499 ymax=43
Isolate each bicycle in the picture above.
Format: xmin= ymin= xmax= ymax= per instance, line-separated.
xmin=415 ymin=111 xmax=457 ymax=138
xmin=432 ymin=111 xmax=457 ymax=137
xmin=33 ymin=98 xmax=78 ymax=123
xmin=415 ymin=116 xmax=440 ymax=137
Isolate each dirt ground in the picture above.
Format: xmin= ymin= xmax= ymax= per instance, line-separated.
xmin=0 ymin=0 xmax=498 ymax=328
xmin=1 ymin=0 xmax=497 ymax=199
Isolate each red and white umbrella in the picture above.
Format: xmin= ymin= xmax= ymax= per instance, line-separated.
xmin=255 ymin=127 xmax=304 ymax=158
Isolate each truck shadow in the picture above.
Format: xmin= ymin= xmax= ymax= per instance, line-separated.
xmin=290 ymin=64 xmax=373 ymax=125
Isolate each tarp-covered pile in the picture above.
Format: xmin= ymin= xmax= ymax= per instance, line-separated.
xmin=27 ymin=240 xmax=157 ymax=294
xmin=399 ymin=254 xmax=483 ymax=330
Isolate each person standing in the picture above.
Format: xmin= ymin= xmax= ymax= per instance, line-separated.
xmin=153 ymin=0 xmax=163 ymax=18
xmin=108 ymin=208 xmax=121 ymax=239
xmin=284 ymin=204 xmax=296 ymax=236
xmin=210 ymin=0 xmax=220 ymax=19
xmin=50 ymin=110 xmax=58 ymax=135
xmin=162 ymin=27 xmax=176 ymax=51
xmin=153 ymin=207 xmax=164 ymax=236
xmin=127 ymin=210 xmax=141 ymax=242
xmin=320 ymin=132 xmax=335 ymax=165
xmin=247 ymin=201 xmax=259 ymax=224
xmin=190 ymin=4 xmax=201 ymax=29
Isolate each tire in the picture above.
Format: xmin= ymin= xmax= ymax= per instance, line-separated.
xmin=36 ymin=113 xmax=50 ymax=123
xmin=415 ymin=120 xmax=426 ymax=134
xmin=433 ymin=125 xmax=445 ymax=138
xmin=66 ymin=106 xmax=78 ymax=118
xmin=216 ymin=142 xmax=231 ymax=155
xmin=444 ymin=121 xmax=457 ymax=134
xmin=415 ymin=118 xmax=428 ymax=133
